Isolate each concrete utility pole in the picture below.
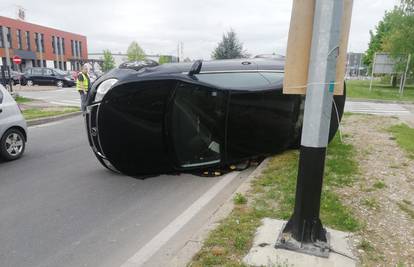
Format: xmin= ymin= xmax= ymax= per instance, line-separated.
xmin=276 ymin=0 xmax=345 ymax=257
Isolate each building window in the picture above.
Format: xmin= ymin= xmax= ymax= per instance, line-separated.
xmin=52 ymin=36 xmax=55 ymax=54
xmin=34 ymin=33 xmax=39 ymax=52
xmin=0 ymin=27 xmax=3 ymax=48
xmin=40 ymin=33 xmax=45 ymax=52
xmin=71 ymin=40 xmax=74 ymax=56
xmin=62 ymin=37 xmax=65 ymax=55
xmin=26 ymin=31 xmax=30 ymax=50
xmin=17 ymin=29 xmax=22 ymax=49
xmin=79 ymin=41 xmax=82 ymax=57
xmin=57 ymin=37 xmax=61 ymax=55
xmin=6 ymin=27 xmax=12 ymax=48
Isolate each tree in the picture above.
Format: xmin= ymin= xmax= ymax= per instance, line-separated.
xmin=127 ymin=41 xmax=146 ymax=61
xmin=363 ymin=10 xmax=395 ymax=67
xmin=158 ymin=55 xmax=172 ymax=64
xmin=382 ymin=1 xmax=414 ymax=75
xmin=211 ymin=29 xmax=249 ymax=59
xmin=102 ymin=50 xmax=115 ymax=71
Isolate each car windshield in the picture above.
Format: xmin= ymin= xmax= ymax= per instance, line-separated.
xmin=195 ymin=72 xmax=284 ymax=89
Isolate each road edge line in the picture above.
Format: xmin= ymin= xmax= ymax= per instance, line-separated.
xmin=169 ymin=158 xmax=271 ymax=267
xmin=120 ymin=171 xmax=241 ymax=267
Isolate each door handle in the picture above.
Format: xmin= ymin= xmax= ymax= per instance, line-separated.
xmin=0 ymin=108 xmax=3 ymax=113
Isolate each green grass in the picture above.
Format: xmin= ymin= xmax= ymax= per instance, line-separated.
xmin=22 ymin=107 xmax=80 ymax=120
xmin=397 ymin=201 xmax=414 ymax=220
xmin=190 ymin=134 xmax=360 ymax=266
xmin=233 ymin=193 xmax=248 ymax=205
xmin=14 ymin=95 xmax=33 ymax=103
xmin=388 ymin=124 xmax=414 ymax=158
xmin=372 ymin=181 xmax=386 ymax=189
xmin=347 ymin=80 xmax=414 ymax=101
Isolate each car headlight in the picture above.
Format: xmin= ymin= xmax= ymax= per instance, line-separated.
xmin=95 ymin=78 xmax=118 ymax=102
xmin=64 ymin=77 xmax=71 ymax=81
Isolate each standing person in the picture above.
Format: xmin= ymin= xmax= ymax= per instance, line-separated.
xmin=76 ymin=64 xmax=90 ymax=112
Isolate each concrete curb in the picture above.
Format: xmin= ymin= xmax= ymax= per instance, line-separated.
xmin=170 ymin=158 xmax=271 ymax=266
xmin=347 ymin=98 xmax=414 ymax=105
xmin=27 ymin=111 xmax=82 ymax=126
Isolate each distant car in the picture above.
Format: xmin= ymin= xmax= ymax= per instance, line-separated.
xmin=0 ymin=85 xmax=27 ymax=161
xmin=84 ymin=58 xmax=345 ymax=176
xmin=11 ymin=70 xmax=23 ymax=85
xmin=21 ymin=67 xmax=75 ymax=87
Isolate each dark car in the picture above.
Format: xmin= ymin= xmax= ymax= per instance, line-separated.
xmin=22 ymin=67 xmax=75 ymax=87
xmin=84 ymin=58 xmax=345 ymax=177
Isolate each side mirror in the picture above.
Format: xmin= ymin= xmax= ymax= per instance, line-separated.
xmin=188 ymin=60 xmax=202 ymax=77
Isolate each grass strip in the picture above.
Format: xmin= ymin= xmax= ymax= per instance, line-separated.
xmin=347 ymin=80 xmax=414 ymax=102
xmin=14 ymin=95 xmax=33 ymax=103
xmin=23 ymin=107 xmax=80 ymax=120
xmin=190 ymin=134 xmax=360 ymax=266
xmin=388 ymin=123 xmax=414 ymax=159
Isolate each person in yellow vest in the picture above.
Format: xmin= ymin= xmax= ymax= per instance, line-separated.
xmin=76 ymin=64 xmax=90 ymax=112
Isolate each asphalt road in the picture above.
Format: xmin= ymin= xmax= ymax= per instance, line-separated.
xmin=0 ymin=116 xmax=250 ymax=267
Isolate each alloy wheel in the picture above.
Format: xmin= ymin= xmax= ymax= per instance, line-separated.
xmin=5 ymin=133 xmax=24 ymax=157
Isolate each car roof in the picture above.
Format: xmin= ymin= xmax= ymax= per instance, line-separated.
xmin=151 ymin=58 xmax=285 ymax=74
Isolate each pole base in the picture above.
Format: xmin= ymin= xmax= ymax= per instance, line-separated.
xmin=275 ymin=223 xmax=330 ymax=258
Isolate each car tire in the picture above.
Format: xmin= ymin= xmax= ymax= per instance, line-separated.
xmin=26 ymin=80 xmax=33 ymax=86
xmin=56 ymin=81 xmax=64 ymax=88
xmin=0 ymin=128 xmax=25 ymax=161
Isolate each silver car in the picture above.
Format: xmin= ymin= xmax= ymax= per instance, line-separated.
xmin=0 ymin=85 xmax=27 ymax=161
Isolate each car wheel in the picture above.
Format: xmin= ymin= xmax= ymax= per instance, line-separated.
xmin=26 ymin=80 xmax=33 ymax=86
xmin=0 ymin=129 xmax=25 ymax=161
xmin=56 ymin=81 xmax=64 ymax=88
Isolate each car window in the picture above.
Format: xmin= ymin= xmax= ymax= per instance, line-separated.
xmin=195 ymin=72 xmax=270 ymax=89
xmin=31 ymin=68 xmax=43 ymax=75
xmin=54 ymin=69 xmax=67 ymax=75
xmin=0 ymin=89 xmax=3 ymax=104
xmin=44 ymin=69 xmax=53 ymax=75
xmin=25 ymin=69 xmax=32 ymax=75
xmin=259 ymin=72 xmax=284 ymax=84
xmin=171 ymin=82 xmax=225 ymax=167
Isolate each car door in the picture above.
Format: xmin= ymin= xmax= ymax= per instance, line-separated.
xmin=169 ymin=81 xmax=226 ymax=169
xmin=29 ymin=68 xmax=43 ymax=84
xmin=43 ymin=68 xmax=55 ymax=85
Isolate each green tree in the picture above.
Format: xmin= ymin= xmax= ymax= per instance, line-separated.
xmin=158 ymin=55 xmax=172 ymax=64
xmin=127 ymin=41 xmax=146 ymax=61
xmin=211 ymin=29 xmax=249 ymax=59
xmin=382 ymin=1 xmax=414 ymax=75
xmin=102 ymin=49 xmax=115 ymax=71
xmin=363 ymin=10 xmax=395 ymax=67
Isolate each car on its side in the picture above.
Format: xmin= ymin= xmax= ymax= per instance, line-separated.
xmin=84 ymin=58 xmax=345 ymax=177
xmin=21 ymin=67 xmax=75 ymax=87
xmin=0 ymin=85 xmax=27 ymax=161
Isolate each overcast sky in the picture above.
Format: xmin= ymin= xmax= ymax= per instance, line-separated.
xmin=0 ymin=0 xmax=399 ymax=59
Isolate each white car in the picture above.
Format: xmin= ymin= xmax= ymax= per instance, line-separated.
xmin=0 ymin=85 xmax=27 ymax=161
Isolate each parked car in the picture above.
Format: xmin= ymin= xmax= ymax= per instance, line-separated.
xmin=21 ymin=67 xmax=75 ymax=87
xmin=11 ymin=70 xmax=24 ymax=85
xmin=84 ymin=58 xmax=345 ymax=176
xmin=0 ymin=85 xmax=27 ymax=161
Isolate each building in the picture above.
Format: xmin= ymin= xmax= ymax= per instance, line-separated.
xmin=0 ymin=16 xmax=87 ymax=72
xmin=346 ymin=52 xmax=367 ymax=77
xmin=88 ymin=52 xmax=178 ymax=67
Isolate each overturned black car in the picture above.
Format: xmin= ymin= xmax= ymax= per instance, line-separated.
xmin=84 ymin=58 xmax=345 ymax=176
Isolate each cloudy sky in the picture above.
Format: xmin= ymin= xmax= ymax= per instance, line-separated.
xmin=0 ymin=0 xmax=398 ymax=59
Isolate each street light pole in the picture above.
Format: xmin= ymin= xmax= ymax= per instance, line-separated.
xmin=276 ymin=0 xmax=345 ymax=257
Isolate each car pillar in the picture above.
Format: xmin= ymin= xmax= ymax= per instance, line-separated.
xmin=275 ymin=0 xmax=346 ymax=257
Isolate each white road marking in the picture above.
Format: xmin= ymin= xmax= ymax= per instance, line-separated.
xmin=29 ymin=120 xmax=66 ymax=128
xmin=345 ymin=102 xmax=411 ymax=115
xmin=120 ymin=171 xmax=240 ymax=267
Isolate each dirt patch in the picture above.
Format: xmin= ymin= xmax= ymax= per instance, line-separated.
xmin=339 ymin=115 xmax=414 ymax=266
